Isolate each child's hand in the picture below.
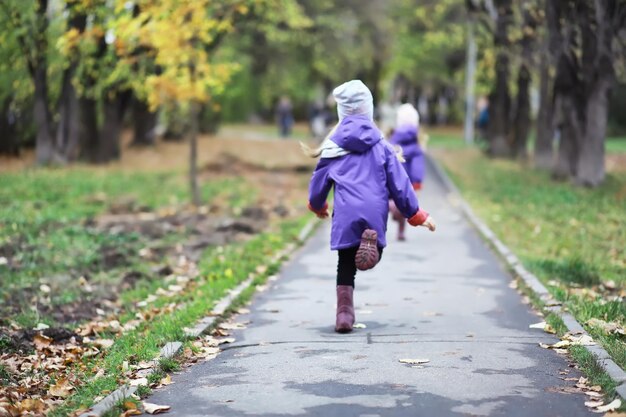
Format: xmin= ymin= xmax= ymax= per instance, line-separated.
xmin=308 ymin=202 xmax=329 ymax=219
xmin=315 ymin=206 xmax=329 ymax=219
xmin=421 ymin=216 xmax=436 ymax=232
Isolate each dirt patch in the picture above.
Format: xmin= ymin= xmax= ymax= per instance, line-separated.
xmin=0 ymin=328 xmax=83 ymax=354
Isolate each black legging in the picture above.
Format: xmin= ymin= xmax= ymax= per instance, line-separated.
xmin=337 ymin=246 xmax=384 ymax=287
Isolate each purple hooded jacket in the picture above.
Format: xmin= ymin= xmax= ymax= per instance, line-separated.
xmin=389 ymin=125 xmax=424 ymax=186
xmin=308 ymin=115 xmax=421 ymax=250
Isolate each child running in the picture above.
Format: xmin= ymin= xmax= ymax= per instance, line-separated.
xmin=388 ymin=103 xmax=425 ymax=241
xmin=305 ymin=80 xmax=436 ymax=333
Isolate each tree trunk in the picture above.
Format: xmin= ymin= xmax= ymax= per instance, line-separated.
xmin=33 ymin=0 xmax=55 ymax=165
xmin=512 ymin=64 xmax=531 ymax=159
xmin=534 ymin=53 xmax=554 ymax=169
xmin=33 ymin=64 xmax=55 ymax=165
xmin=0 ymin=98 xmax=19 ymax=155
xmin=189 ymin=102 xmax=200 ymax=206
xmin=97 ymin=91 xmax=130 ymax=163
xmin=55 ymin=65 xmax=81 ymax=162
xmin=486 ymin=0 xmax=513 ymax=157
xmin=54 ymin=11 xmax=86 ymax=162
xmin=553 ymin=94 xmax=582 ymax=180
xmin=78 ymin=96 xmax=100 ymax=162
xmin=575 ymin=79 xmax=609 ymax=186
xmin=534 ymin=0 xmax=561 ymax=170
xmin=131 ymin=98 xmax=158 ymax=146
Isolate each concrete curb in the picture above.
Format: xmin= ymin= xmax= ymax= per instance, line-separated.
xmin=427 ymin=154 xmax=626 ymax=401
xmin=79 ymin=218 xmax=319 ymax=416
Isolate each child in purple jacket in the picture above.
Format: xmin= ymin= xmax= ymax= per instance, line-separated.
xmin=305 ymin=80 xmax=436 ymax=333
xmin=389 ymin=103 xmax=425 ymax=241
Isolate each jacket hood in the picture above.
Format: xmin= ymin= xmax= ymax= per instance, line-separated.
xmin=330 ymin=114 xmax=382 ymax=153
xmin=391 ymin=125 xmax=419 ymax=145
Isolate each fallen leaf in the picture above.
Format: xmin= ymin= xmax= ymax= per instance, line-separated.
xmin=220 ymin=322 xmax=246 ymax=330
xmin=49 ymin=378 xmax=74 ymax=398
xmin=216 ymin=337 xmax=235 ymax=345
xmin=585 ymin=400 xmax=604 ymax=408
xmin=93 ymin=339 xmax=114 ymax=349
xmin=40 ymin=284 xmax=51 ymax=293
xmin=399 ymin=358 xmax=430 ymax=365
xmin=124 ymin=400 xmax=138 ymax=410
xmin=34 ymin=322 xmax=49 ymax=330
xmin=596 ymin=399 xmax=621 ymax=413
xmin=353 ymin=323 xmax=367 ymax=329
xmin=143 ymin=402 xmax=171 ymax=414
xmin=33 ymin=333 xmax=53 ymax=350
xmin=18 ymin=398 xmax=46 ymax=412
xmin=121 ymin=410 xmax=142 ymax=417
xmin=160 ymin=374 xmax=173 ymax=385
xmin=129 ymin=377 xmax=149 ymax=387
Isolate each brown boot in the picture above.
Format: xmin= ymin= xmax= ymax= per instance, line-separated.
xmin=335 ymin=285 xmax=355 ymax=333
xmin=355 ymin=229 xmax=379 ymax=271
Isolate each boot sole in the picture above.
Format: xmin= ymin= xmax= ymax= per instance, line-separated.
xmin=335 ymin=326 xmax=353 ymax=333
xmin=355 ymin=229 xmax=379 ymax=271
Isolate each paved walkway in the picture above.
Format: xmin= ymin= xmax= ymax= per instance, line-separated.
xmin=146 ymin=160 xmax=593 ymax=416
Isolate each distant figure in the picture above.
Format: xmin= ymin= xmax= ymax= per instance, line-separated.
xmin=388 ymin=103 xmax=424 ymax=241
xmin=476 ymin=96 xmax=489 ymax=142
xmin=309 ymin=100 xmax=326 ymax=140
xmin=418 ymin=95 xmax=430 ymax=126
xmin=303 ymin=80 xmax=436 ymax=333
xmin=276 ymin=96 xmax=294 ymax=138
xmin=378 ymin=101 xmax=398 ymax=137
xmin=437 ymin=95 xmax=449 ymax=125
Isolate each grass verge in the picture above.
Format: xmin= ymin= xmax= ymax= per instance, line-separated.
xmin=47 ymin=215 xmax=309 ymax=416
xmin=430 ymin=135 xmax=626 ymax=397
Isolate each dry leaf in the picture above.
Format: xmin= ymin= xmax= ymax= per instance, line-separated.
xmin=160 ymin=374 xmax=173 ymax=385
xmin=217 ymin=337 xmax=235 ymax=345
xmin=93 ymin=339 xmax=114 ymax=349
xmin=596 ymin=399 xmax=621 ymax=413
xmin=49 ymin=378 xmax=74 ymax=398
xmin=121 ymin=410 xmax=142 ymax=417
xmin=33 ymin=333 xmax=53 ymax=350
xmin=143 ymin=402 xmax=171 ymax=414
xmin=124 ymin=400 xmax=138 ymax=410
xmin=129 ymin=377 xmax=149 ymax=387
xmin=585 ymin=400 xmax=604 ymax=408
xmin=399 ymin=358 xmax=430 ymax=365
xmin=18 ymin=398 xmax=46 ymax=412
xmin=220 ymin=322 xmax=246 ymax=330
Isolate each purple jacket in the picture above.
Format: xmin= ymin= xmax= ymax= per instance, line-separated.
xmin=390 ymin=125 xmax=424 ymax=186
xmin=308 ymin=115 xmax=421 ymax=250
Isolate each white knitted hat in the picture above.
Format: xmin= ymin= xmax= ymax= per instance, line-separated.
xmin=332 ymin=80 xmax=374 ymax=121
xmin=396 ymin=103 xmax=420 ymax=128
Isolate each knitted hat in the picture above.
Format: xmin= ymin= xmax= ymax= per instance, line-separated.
xmin=396 ymin=103 xmax=420 ymax=128
xmin=332 ymin=80 xmax=374 ymax=121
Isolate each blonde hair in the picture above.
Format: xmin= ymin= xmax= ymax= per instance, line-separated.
xmin=300 ymin=124 xmax=405 ymax=162
xmin=300 ymin=124 xmax=338 ymax=158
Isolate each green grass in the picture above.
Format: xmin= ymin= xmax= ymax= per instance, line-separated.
xmin=158 ymin=357 xmax=180 ymax=373
xmin=48 ymin=215 xmax=309 ymax=417
xmin=607 ymin=137 xmax=626 ymax=154
xmin=0 ymin=364 xmax=10 ymax=386
xmin=0 ymin=169 xmax=249 ymax=324
xmin=570 ymin=345 xmax=617 ymax=397
xmin=435 ymin=141 xmax=626 ymax=372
